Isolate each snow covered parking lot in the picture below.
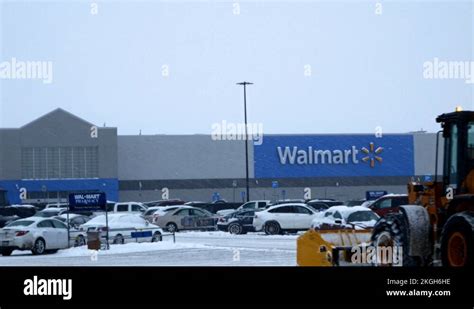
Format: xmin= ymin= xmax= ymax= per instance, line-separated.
xmin=0 ymin=232 xmax=298 ymax=266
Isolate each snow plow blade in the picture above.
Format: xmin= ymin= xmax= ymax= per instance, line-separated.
xmin=297 ymin=229 xmax=373 ymax=266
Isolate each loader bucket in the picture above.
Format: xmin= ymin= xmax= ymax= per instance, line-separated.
xmin=297 ymin=229 xmax=373 ymax=266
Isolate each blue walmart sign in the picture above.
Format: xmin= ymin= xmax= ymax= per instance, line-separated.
xmin=254 ymin=135 xmax=414 ymax=178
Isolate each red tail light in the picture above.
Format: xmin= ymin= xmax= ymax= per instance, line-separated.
xmin=15 ymin=231 xmax=29 ymax=237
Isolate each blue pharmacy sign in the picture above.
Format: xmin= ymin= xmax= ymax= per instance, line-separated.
xmin=68 ymin=192 xmax=106 ymax=211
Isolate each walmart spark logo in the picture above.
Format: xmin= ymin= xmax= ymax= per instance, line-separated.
xmin=361 ymin=142 xmax=383 ymax=168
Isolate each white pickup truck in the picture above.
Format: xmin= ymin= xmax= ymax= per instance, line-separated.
xmin=109 ymin=202 xmax=147 ymax=214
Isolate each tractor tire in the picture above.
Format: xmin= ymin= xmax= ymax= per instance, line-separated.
xmin=371 ymin=213 xmax=422 ymax=266
xmin=441 ymin=212 xmax=474 ymax=267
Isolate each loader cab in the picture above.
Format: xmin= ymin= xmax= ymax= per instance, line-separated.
xmin=436 ymin=110 xmax=474 ymax=194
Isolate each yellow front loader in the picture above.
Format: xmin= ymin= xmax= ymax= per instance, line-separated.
xmin=297 ymin=229 xmax=373 ymax=266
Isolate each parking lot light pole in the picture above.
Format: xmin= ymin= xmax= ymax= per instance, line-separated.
xmin=236 ymin=81 xmax=253 ymax=202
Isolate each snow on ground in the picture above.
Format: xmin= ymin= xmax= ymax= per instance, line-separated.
xmin=0 ymin=231 xmax=298 ymax=266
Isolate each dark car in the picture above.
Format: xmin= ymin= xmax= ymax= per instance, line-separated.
xmin=0 ymin=205 xmax=37 ymax=227
xmin=306 ymin=199 xmax=344 ymax=212
xmin=54 ymin=214 xmax=91 ymax=229
xmin=344 ymin=199 xmax=366 ymax=207
xmin=368 ymin=194 xmax=409 ymax=217
xmin=143 ymin=199 xmax=186 ymax=207
xmin=217 ymin=210 xmax=257 ymax=234
xmin=194 ymin=202 xmax=243 ymax=214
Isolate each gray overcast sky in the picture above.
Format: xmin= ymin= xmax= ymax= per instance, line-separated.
xmin=0 ymin=0 xmax=473 ymax=134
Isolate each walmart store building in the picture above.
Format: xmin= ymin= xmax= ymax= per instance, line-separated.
xmin=0 ymin=109 xmax=441 ymax=204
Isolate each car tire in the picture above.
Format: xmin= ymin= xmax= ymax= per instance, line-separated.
xmin=1 ymin=248 xmax=13 ymax=256
xmin=152 ymin=232 xmax=162 ymax=242
xmin=166 ymin=223 xmax=178 ymax=233
xmin=75 ymin=235 xmax=86 ymax=247
xmin=228 ymin=223 xmax=243 ymax=235
xmin=113 ymin=234 xmax=124 ymax=244
xmin=31 ymin=238 xmax=46 ymax=255
xmin=264 ymin=221 xmax=281 ymax=235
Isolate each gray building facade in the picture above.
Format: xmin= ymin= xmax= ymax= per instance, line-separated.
xmin=0 ymin=109 xmax=443 ymax=204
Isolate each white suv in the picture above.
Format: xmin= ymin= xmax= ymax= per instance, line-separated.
xmin=253 ymin=203 xmax=318 ymax=235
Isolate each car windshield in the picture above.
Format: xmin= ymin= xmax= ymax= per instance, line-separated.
xmin=35 ymin=211 xmax=59 ymax=217
xmin=6 ymin=220 xmax=34 ymax=227
xmin=144 ymin=209 xmax=157 ymax=216
xmin=164 ymin=207 xmax=179 ymax=212
xmin=200 ymin=209 xmax=213 ymax=216
xmin=306 ymin=204 xmax=325 ymax=212
xmin=347 ymin=211 xmax=379 ymax=223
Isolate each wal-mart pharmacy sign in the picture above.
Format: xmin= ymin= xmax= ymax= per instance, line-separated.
xmin=254 ymin=135 xmax=414 ymax=178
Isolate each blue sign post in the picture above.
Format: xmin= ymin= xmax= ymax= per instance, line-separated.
xmin=212 ymin=192 xmax=221 ymax=202
xmin=240 ymin=191 xmax=246 ymax=202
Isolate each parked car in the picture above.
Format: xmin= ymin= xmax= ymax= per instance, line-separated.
xmin=34 ymin=208 xmax=67 ymax=218
xmin=144 ymin=205 xmax=187 ymax=223
xmin=306 ymin=199 xmax=344 ymax=211
xmin=153 ymin=206 xmax=218 ymax=233
xmin=217 ymin=200 xmax=271 ymax=216
xmin=344 ymin=199 xmax=366 ymax=207
xmin=184 ymin=201 xmax=207 ymax=207
xmin=311 ymin=206 xmax=380 ymax=230
xmin=54 ymin=214 xmax=92 ymax=247
xmin=79 ymin=213 xmax=163 ymax=244
xmin=253 ymin=203 xmax=319 ymax=235
xmin=143 ymin=199 xmax=186 ymax=207
xmin=360 ymin=200 xmax=376 ymax=208
xmin=368 ymin=194 xmax=409 ymax=217
xmin=111 ymin=202 xmax=147 ymax=214
xmin=269 ymin=199 xmax=306 ymax=206
xmin=55 ymin=214 xmax=91 ymax=228
xmin=0 ymin=217 xmax=69 ymax=256
xmin=45 ymin=203 xmax=68 ymax=209
xmin=217 ymin=209 xmax=258 ymax=234
xmin=0 ymin=205 xmax=37 ymax=228
xmin=193 ymin=202 xmax=243 ymax=214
